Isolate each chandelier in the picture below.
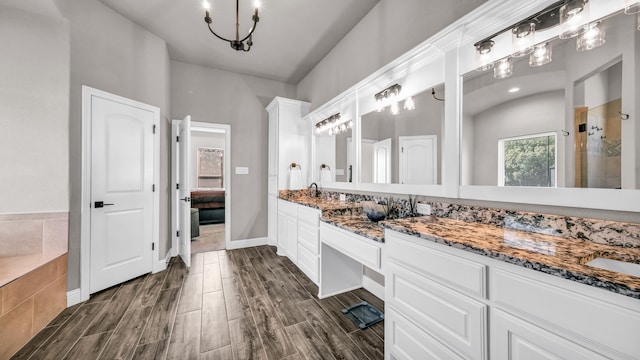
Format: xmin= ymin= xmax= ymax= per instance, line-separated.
xmin=203 ymin=0 xmax=260 ymax=52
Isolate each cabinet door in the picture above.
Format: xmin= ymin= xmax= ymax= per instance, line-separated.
xmin=284 ymin=214 xmax=298 ymax=263
xmin=277 ymin=210 xmax=297 ymax=261
xmin=387 ymin=260 xmax=487 ymax=360
xmin=386 ymin=307 xmax=464 ymax=360
xmin=491 ymin=309 xmax=609 ymax=360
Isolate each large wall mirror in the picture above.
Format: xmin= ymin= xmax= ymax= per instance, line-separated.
xmin=313 ymin=96 xmax=356 ymax=185
xmin=461 ymin=8 xmax=638 ymax=192
xmin=360 ymin=84 xmax=445 ymax=185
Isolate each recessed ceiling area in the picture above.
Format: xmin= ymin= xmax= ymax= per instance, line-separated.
xmin=98 ymin=0 xmax=380 ymax=84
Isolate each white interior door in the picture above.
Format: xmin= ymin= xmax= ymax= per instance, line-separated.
xmin=177 ymin=116 xmax=192 ymax=268
xmin=373 ymin=138 xmax=392 ymax=184
xmin=399 ymin=135 xmax=438 ymax=184
xmin=359 ymin=139 xmax=375 ymax=183
xmin=90 ymin=95 xmax=154 ymax=293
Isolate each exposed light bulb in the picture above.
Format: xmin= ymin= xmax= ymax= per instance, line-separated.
xmin=577 ymin=21 xmax=605 ymax=51
xmin=375 ymin=99 xmax=383 ymax=112
xmin=493 ymin=58 xmax=513 ymax=79
xmin=559 ymin=0 xmax=589 ymax=39
xmin=254 ymin=0 xmax=261 ymax=8
xmin=390 ymin=101 xmax=399 ymax=115
xmin=348 ymin=120 xmax=353 ymax=128
xmin=404 ymin=96 xmax=415 ymax=110
xmin=512 ymin=22 xmax=535 ymax=57
xmin=202 ymin=0 xmax=210 ymax=10
xmin=529 ymin=42 xmax=552 ymax=67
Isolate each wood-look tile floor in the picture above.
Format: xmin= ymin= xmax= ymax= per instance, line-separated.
xmin=11 ymin=246 xmax=384 ymax=360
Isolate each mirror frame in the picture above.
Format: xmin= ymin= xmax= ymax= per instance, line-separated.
xmin=307 ymin=0 xmax=640 ymax=212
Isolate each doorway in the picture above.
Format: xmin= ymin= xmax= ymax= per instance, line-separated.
xmin=171 ymin=121 xmax=231 ymax=259
xmin=80 ymin=86 xmax=160 ymax=302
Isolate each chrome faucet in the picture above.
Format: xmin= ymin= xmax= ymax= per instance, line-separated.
xmin=308 ymin=182 xmax=320 ymax=198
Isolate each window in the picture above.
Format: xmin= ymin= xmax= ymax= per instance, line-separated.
xmin=498 ymin=133 xmax=556 ymax=187
xmin=197 ymin=147 xmax=224 ymax=188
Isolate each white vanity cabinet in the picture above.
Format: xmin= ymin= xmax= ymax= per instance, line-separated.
xmin=276 ymin=199 xmax=321 ymax=284
xmin=385 ymin=230 xmax=488 ymax=360
xmin=384 ymin=229 xmax=640 ymax=360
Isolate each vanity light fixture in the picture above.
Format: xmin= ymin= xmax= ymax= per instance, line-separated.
xmin=203 ymin=0 xmax=260 ymax=52
xmin=508 ymin=87 xmax=520 ymax=93
xmin=374 ymin=83 xmax=402 ymax=114
xmin=576 ymin=21 xmax=605 ymax=51
xmin=494 ymin=58 xmax=513 ymax=79
xmin=529 ymin=42 xmax=553 ymax=66
xmin=625 ymin=0 xmax=640 ymax=14
xmin=315 ymin=113 xmax=352 ymax=136
xmin=559 ymin=0 xmax=590 ymax=39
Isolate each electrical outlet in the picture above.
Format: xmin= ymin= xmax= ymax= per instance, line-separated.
xmin=416 ymin=203 xmax=431 ymax=216
xmin=339 ymin=193 xmax=346 ymax=202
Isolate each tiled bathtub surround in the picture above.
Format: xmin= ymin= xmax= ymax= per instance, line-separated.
xmin=281 ymin=189 xmax=640 ymax=249
xmin=0 ymin=212 xmax=68 ymax=287
xmin=0 ymin=254 xmax=67 ymax=359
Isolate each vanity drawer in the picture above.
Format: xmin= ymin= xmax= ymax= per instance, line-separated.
xmin=298 ymin=222 xmax=319 ymax=254
xmin=320 ymin=223 xmax=381 ymax=270
xmin=297 ymin=244 xmax=318 ymax=284
xmin=277 ymin=199 xmax=297 ymax=218
xmin=386 ymin=230 xmax=487 ymax=298
xmin=387 ymin=260 xmax=487 ymax=360
xmin=298 ymin=206 xmax=320 ymax=227
xmin=491 ymin=268 xmax=640 ymax=359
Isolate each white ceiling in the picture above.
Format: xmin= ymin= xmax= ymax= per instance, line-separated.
xmin=98 ymin=0 xmax=380 ymax=84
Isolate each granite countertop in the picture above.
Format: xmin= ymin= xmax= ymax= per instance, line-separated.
xmin=321 ymin=208 xmax=385 ymax=242
xmin=279 ymin=190 xmax=359 ymax=211
xmin=279 ymin=191 xmax=640 ymax=299
xmin=382 ymin=216 xmax=640 ymax=299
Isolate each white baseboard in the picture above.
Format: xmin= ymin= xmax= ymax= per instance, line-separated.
xmin=267 ymin=237 xmax=276 ymax=246
xmin=153 ymin=249 xmax=171 ymax=273
xmin=362 ymin=275 xmax=385 ymax=301
xmin=67 ymin=289 xmax=82 ymax=307
xmin=226 ymin=237 xmax=269 ymax=250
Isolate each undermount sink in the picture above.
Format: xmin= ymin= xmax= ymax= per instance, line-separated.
xmin=586 ymin=257 xmax=640 ymax=278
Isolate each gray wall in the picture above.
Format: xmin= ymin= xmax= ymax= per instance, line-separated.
xmin=55 ymin=0 xmax=171 ymax=291
xmin=190 ymin=131 xmax=226 ymax=189
xmin=170 ymin=60 xmax=296 ymax=242
xmin=296 ymin=0 xmax=487 ymax=109
xmin=0 ymin=3 xmax=70 ymax=213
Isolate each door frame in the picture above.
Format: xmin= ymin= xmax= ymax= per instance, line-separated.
xmin=80 ymin=86 xmax=160 ymax=302
xmin=171 ymin=120 xmax=231 ymax=255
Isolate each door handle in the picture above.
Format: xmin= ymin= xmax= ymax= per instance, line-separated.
xmin=94 ymin=201 xmax=114 ymax=208
xmin=181 ymin=197 xmax=191 ymax=202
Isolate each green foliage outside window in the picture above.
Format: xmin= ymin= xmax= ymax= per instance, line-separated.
xmin=503 ymin=135 xmax=555 ymax=187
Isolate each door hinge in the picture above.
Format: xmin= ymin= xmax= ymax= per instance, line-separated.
xmin=176 ymin=183 xmax=180 ymax=190
xmin=401 ymin=147 xmax=404 ymax=153
xmin=153 ymin=124 xmax=156 ymax=134
xmin=176 ymin=230 xmax=180 ymax=237
xmin=152 ymin=184 xmax=156 ymax=192
xmin=176 ymin=136 xmax=180 ymax=142
xmin=152 ymin=243 xmax=155 ymax=250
